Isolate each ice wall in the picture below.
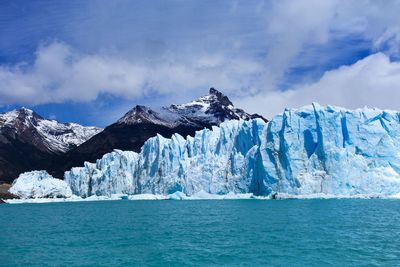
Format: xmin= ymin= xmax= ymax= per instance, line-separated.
xmin=264 ymin=103 xmax=400 ymax=196
xmin=60 ymin=103 xmax=400 ymax=197
xmin=65 ymin=119 xmax=268 ymax=196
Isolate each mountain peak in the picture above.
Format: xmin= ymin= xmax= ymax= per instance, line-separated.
xmin=16 ymin=107 xmax=43 ymax=122
xmin=118 ymin=88 xmax=267 ymax=127
xmin=208 ymin=87 xmax=233 ymax=106
xmin=0 ymin=107 xmax=102 ymax=153
xmin=171 ymin=87 xmax=234 ymax=110
xmin=18 ymin=107 xmax=32 ymax=113
xmin=209 ymin=87 xmax=219 ymax=95
xmin=19 ymin=106 xmax=33 ymax=112
xmin=117 ymin=105 xmax=174 ymax=127
xmin=1 ymin=108 xmax=35 ymax=127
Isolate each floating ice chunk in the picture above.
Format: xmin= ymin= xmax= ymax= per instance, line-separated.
xmin=168 ymin=191 xmax=188 ymax=200
xmin=128 ymin=194 xmax=168 ymax=200
xmin=10 ymin=171 xmax=72 ymax=199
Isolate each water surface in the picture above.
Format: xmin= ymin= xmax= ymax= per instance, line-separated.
xmin=1 ymin=199 xmax=399 ymax=266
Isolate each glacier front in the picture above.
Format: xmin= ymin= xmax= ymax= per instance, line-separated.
xmin=62 ymin=103 xmax=400 ymax=198
xmin=65 ymin=118 xmax=266 ymax=197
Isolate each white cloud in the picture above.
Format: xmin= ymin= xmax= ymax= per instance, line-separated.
xmin=263 ymin=0 xmax=336 ymax=82
xmin=259 ymin=0 xmax=400 ymax=87
xmin=374 ymin=27 xmax=400 ymax=58
xmin=3 ymin=0 xmax=400 ymax=115
xmin=0 ymin=41 xmax=264 ymax=106
xmin=236 ymin=53 xmax=400 ymax=118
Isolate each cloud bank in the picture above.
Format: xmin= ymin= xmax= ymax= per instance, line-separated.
xmin=0 ymin=41 xmax=263 ymax=105
xmin=2 ymin=0 xmax=400 ymax=120
xmin=237 ymin=53 xmax=400 ymax=118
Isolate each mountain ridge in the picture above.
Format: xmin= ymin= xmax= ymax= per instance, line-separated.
xmin=117 ymin=88 xmax=267 ymax=127
xmin=0 ymin=108 xmax=102 ymax=183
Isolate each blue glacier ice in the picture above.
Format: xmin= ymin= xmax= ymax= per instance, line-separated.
xmin=62 ymin=103 xmax=400 ymax=198
xmin=264 ymin=103 xmax=400 ymax=197
xmin=65 ymin=119 xmax=266 ymax=197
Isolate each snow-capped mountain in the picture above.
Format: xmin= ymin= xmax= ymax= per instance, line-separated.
xmin=0 ymin=108 xmax=102 ymax=182
xmin=59 ymin=103 xmax=400 ymax=198
xmin=118 ymin=88 xmax=266 ymax=127
xmin=0 ymin=108 xmax=101 ymax=153
xmin=54 ymin=88 xmax=267 ymax=178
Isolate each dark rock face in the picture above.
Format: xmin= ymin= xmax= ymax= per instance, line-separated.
xmin=0 ymin=110 xmax=61 ymax=182
xmin=0 ymin=136 xmax=58 ymax=183
xmin=0 ymin=108 xmax=101 ymax=182
xmin=0 ymin=183 xmax=17 ymax=200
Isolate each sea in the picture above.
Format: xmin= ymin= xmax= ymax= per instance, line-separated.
xmin=1 ymin=199 xmax=399 ymax=266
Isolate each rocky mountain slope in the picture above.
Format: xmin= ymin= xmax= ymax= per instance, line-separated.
xmin=0 ymin=108 xmax=101 ymax=182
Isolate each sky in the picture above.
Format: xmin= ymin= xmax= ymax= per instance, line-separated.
xmin=1 ymin=0 xmax=400 ymax=127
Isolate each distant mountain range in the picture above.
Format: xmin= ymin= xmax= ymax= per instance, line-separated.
xmin=0 ymin=88 xmax=267 ymax=182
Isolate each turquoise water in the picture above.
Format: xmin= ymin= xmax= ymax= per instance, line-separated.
xmin=1 ymin=199 xmax=400 ymax=266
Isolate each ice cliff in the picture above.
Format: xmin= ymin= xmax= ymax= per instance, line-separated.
xmin=264 ymin=103 xmax=400 ymax=196
xmin=62 ymin=103 xmax=400 ymax=198
xmin=11 ymin=103 xmax=400 ymax=199
xmin=65 ymin=118 xmax=266 ymax=197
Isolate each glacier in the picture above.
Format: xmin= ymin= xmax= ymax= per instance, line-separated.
xmin=65 ymin=118 xmax=266 ymax=197
xmin=9 ymin=103 xmax=400 ymax=200
xmin=63 ymin=103 xmax=400 ymax=198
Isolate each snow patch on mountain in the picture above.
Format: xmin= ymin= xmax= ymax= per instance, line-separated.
xmin=37 ymin=121 xmax=102 ymax=151
xmin=117 ymin=88 xmax=267 ymax=127
xmin=0 ymin=107 xmax=102 ymax=153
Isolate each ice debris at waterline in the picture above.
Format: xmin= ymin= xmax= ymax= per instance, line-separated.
xmin=9 ymin=171 xmax=72 ymax=199
xmin=4 ymin=191 xmax=260 ymax=204
xmin=9 ymin=103 xmax=400 ymax=200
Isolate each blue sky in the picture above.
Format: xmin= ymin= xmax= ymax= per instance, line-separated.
xmin=1 ymin=0 xmax=400 ymax=126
